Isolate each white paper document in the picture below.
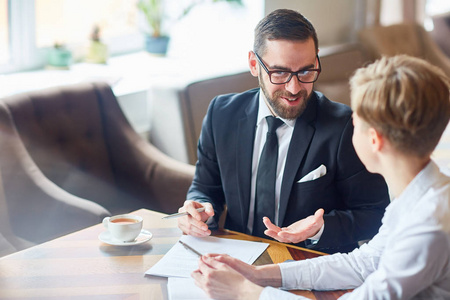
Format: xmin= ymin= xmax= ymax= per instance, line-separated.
xmin=145 ymin=235 xmax=269 ymax=278
xmin=167 ymin=277 xmax=211 ymax=300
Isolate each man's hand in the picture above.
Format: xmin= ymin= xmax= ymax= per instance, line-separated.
xmin=263 ymin=208 xmax=325 ymax=243
xmin=177 ymin=200 xmax=214 ymax=237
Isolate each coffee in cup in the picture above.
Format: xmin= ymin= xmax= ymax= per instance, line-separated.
xmin=103 ymin=214 xmax=143 ymax=242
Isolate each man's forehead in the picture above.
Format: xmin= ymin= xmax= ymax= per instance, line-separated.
xmin=263 ymin=39 xmax=317 ymax=68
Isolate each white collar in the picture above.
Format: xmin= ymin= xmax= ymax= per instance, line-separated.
xmin=395 ymin=160 xmax=441 ymax=205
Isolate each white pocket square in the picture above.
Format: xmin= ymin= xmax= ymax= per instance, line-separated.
xmin=298 ymin=164 xmax=327 ymax=183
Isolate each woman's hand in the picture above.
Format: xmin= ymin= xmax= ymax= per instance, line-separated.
xmin=191 ymin=255 xmax=264 ymax=300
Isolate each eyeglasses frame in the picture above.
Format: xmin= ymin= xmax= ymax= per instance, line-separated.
xmin=253 ymin=51 xmax=322 ymax=85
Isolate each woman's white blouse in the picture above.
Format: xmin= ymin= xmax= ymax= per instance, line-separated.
xmin=261 ymin=161 xmax=450 ymax=300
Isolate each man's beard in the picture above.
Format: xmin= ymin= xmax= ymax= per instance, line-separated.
xmin=259 ymin=77 xmax=312 ymax=120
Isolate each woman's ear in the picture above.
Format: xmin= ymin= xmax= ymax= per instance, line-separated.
xmin=369 ymin=127 xmax=384 ymax=152
xmin=248 ymin=51 xmax=259 ymax=77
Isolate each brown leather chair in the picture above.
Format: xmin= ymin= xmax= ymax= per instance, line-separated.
xmin=358 ymin=23 xmax=450 ymax=77
xmin=315 ymin=43 xmax=370 ymax=107
xmin=178 ymin=71 xmax=259 ymax=164
xmin=1 ymin=81 xmax=195 ymax=215
xmin=0 ymin=101 xmax=110 ymax=255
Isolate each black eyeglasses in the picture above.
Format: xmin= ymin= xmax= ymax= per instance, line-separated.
xmin=254 ymin=52 xmax=321 ymax=85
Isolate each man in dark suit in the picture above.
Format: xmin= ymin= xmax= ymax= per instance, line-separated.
xmin=177 ymin=9 xmax=389 ymax=253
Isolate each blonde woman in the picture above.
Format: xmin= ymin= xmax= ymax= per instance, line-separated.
xmin=192 ymin=55 xmax=450 ymax=299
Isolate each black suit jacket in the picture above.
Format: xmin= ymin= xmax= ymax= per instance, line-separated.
xmin=187 ymin=89 xmax=389 ymax=253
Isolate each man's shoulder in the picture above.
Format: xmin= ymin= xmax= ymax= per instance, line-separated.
xmin=314 ymin=91 xmax=352 ymax=118
xmin=312 ymin=91 xmax=353 ymax=130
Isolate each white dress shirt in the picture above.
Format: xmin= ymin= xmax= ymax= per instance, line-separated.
xmin=246 ymin=91 xmax=324 ymax=241
xmin=246 ymin=91 xmax=295 ymax=233
xmin=260 ymin=160 xmax=450 ymax=299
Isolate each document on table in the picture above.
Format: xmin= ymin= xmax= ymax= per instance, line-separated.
xmin=168 ymin=277 xmax=211 ymax=300
xmin=145 ymin=235 xmax=269 ymax=278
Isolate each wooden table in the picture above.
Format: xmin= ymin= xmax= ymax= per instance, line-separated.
xmin=0 ymin=209 xmax=350 ymax=299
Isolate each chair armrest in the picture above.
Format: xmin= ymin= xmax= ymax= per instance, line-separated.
xmin=112 ymin=133 xmax=195 ymax=214
xmin=140 ymin=139 xmax=195 ymax=213
xmin=95 ymin=81 xmax=195 ymax=214
xmin=4 ymin=163 xmax=111 ymax=244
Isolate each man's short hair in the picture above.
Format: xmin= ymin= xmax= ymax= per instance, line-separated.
xmin=253 ymin=9 xmax=318 ymax=55
xmin=350 ymin=55 xmax=450 ymax=157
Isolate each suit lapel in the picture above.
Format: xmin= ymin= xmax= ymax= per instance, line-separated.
xmin=278 ymin=94 xmax=318 ymax=226
xmin=236 ymin=92 xmax=259 ymax=232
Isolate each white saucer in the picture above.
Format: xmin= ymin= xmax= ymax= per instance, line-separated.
xmin=98 ymin=229 xmax=153 ymax=246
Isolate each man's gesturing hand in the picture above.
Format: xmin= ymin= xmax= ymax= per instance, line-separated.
xmin=263 ymin=208 xmax=324 ymax=243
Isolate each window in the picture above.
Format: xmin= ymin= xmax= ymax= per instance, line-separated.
xmin=0 ymin=0 xmax=262 ymax=74
xmin=167 ymin=0 xmax=262 ymax=62
xmin=0 ymin=0 xmax=143 ymax=74
xmin=424 ymin=0 xmax=450 ymax=31
xmin=426 ymin=0 xmax=450 ymax=17
xmin=0 ymin=0 xmax=8 ymax=65
xmin=35 ymin=0 xmax=141 ymax=51
xmin=380 ymin=0 xmax=450 ymax=28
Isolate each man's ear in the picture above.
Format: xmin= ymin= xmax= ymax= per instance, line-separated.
xmin=248 ymin=51 xmax=259 ymax=77
xmin=369 ymin=127 xmax=384 ymax=152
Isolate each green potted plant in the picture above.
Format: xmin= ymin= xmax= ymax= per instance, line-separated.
xmin=137 ymin=0 xmax=243 ymax=56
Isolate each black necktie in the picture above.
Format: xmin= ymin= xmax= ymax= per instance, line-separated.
xmin=253 ymin=116 xmax=284 ymax=237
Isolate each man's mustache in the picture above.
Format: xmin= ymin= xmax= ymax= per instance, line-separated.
xmin=275 ymin=90 xmax=307 ymax=99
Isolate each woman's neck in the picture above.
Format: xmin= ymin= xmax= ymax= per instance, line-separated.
xmin=380 ymin=153 xmax=430 ymax=198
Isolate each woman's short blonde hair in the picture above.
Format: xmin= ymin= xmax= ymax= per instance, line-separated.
xmin=350 ymin=55 xmax=450 ymax=157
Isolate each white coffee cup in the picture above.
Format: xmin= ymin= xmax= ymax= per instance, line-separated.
xmin=103 ymin=214 xmax=143 ymax=242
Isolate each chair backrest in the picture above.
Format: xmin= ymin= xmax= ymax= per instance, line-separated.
xmin=359 ymin=23 xmax=424 ymax=59
xmin=3 ymin=82 xmax=114 ymax=182
xmin=315 ymin=43 xmax=370 ymax=106
xmin=358 ymin=23 xmax=450 ymax=77
xmin=0 ymin=100 xmax=109 ymax=249
xmin=179 ymin=71 xmax=259 ymax=164
xmin=1 ymin=82 xmax=132 ymax=212
xmin=2 ymin=81 xmax=196 ymax=215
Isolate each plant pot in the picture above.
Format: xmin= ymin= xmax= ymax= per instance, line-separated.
xmin=85 ymin=41 xmax=108 ymax=64
xmin=145 ymin=35 xmax=170 ymax=56
xmin=48 ymin=48 xmax=72 ymax=67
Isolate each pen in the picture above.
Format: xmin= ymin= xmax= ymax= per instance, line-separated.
xmin=162 ymin=207 xmax=206 ymax=219
xmin=179 ymin=240 xmax=203 ymax=257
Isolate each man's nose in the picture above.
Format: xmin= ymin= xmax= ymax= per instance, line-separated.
xmin=284 ymin=75 xmax=303 ymax=95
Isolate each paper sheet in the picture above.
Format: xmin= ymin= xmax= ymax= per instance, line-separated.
xmin=167 ymin=277 xmax=211 ymax=300
xmin=145 ymin=235 xmax=269 ymax=278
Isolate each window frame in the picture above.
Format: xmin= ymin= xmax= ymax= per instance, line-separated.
xmin=1 ymin=0 xmax=39 ymax=73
